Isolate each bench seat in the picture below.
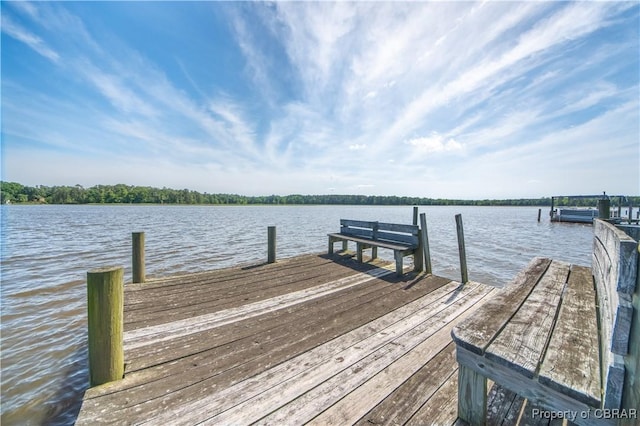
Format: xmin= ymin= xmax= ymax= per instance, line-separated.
xmin=452 ymin=219 xmax=639 ymax=426
xmin=452 ymin=258 xmax=609 ymax=425
xmin=328 ymin=219 xmax=422 ymax=276
xmin=327 ymin=233 xmax=415 ymax=253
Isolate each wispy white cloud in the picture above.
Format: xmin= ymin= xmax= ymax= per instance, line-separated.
xmin=407 ymin=134 xmax=464 ymax=155
xmin=1 ymin=14 xmax=59 ymax=62
xmin=80 ymin=65 xmax=160 ymax=118
xmin=380 ymin=2 xmax=625 ymax=150
xmin=209 ymin=98 xmax=258 ymax=157
xmin=274 ymin=2 xmax=357 ymax=95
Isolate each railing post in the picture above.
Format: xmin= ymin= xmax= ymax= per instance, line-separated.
xmin=132 ymin=232 xmax=145 ymax=283
xmin=419 ymin=213 xmax=432 ymax=274
xmin=455 ymin=214 xmax=469 ymax=284
xmin=87 ymin=266 xmax=124 ymax=386
xmin=268 ymin=226 xmax=276 ymax=263
xmin=412 ymin=206 xmax=419 ymax=226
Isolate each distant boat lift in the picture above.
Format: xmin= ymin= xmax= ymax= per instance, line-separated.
xmin=550 ymin=194 xmax=630 ymax=224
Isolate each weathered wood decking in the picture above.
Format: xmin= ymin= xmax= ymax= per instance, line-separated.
xmin=76 ymin=253 xmax=561 ymax=425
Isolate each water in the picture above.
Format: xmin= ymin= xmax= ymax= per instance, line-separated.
xmin=0 ymin=204 xmax=595 ymax=424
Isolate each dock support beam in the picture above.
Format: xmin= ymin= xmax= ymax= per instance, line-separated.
xmin=412 ymin=206 xmax=419 ymax=226
xmin=455 ymin=214 xmax=469 ymax=284
xmin=457 ymin=363 xmax=487 ymax=425
xmin=132 ymin=232 xmax=145 ymax=284
xmin=268 ymin=226 xmax=276 ymax=264
xmin=419 ymin=213 xmax=432 ymax=274
xmin=87 ymin=266 xmax=124 ymax=387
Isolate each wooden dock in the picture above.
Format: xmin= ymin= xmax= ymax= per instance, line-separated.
xmin=75 ymin=253 xmax=563 ymax=425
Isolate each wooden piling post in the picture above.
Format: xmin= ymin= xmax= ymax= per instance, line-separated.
xmin=412 ymin=206 xmax=419 ymax=226
xmin=455 ymin=214 xmax=469 ymax=284
xmin=87 ymin=266 xmax=124 ymax=387
xmin=537 ymin=208 xmax=542 ymax=222
xmin=419 ymin=213 xmax=432 ymax=274
xmin=267 ymin=226 xmax=276 ymax=264
xmin=132 ymin=232 xmax=145 ymax=284
xmin=598 ymin=198 xmax=611 ymax=219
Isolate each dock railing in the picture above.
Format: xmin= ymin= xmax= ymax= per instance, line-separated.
xmin=593 ymin=219 xmax=639 ymax=419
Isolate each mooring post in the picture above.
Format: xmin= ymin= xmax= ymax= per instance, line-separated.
xmin=537 ymin=208 xmax=542 ymax=222
xmin=455 ymin=214 xmax=469 ymax=284
xmin=412 ymin=206 xmax=419 ymax=226
xmin=598 ymin=197 xmax=611 ymax=220
xmin=419 ymin=213 xmax=432 ymax=274
xmin=267 ymin=226 xmax=276 ymax=264
xmin=87 ymin=266 xmax=124 ymax=387
xmin=132 ymin=232 xmax=145 ymax=283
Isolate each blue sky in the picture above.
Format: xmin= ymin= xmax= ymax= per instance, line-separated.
xmin=1 ymin=1 xmax=639 ymax=198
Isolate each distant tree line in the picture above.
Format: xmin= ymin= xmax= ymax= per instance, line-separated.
xmin=1 ymin=181 xmax=637 ymax=207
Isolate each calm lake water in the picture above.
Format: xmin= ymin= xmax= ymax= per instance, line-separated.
xmin=0 ymin=204 xmax=597 ymax=424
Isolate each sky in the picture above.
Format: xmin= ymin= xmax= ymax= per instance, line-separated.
xmin=1 ymin=1 xmax=639 ymax=199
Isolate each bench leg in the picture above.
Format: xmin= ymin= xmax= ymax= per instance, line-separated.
xmin=371 ymin=246 xmax=378 ymax=260
xmin=328 ymin=237 xmax=334 ymax=254
xmin=457 ymin=364 xmax=487 ymax=426
xmin=413 ymin=249 xmax=423 ymax=272
xmin=394 ymin=251 xmax=403 ymax=276
xmin=356 ymin=243 xmax=363 ymax=263
xmin=342 ymin=240 xmax=348 ymax=251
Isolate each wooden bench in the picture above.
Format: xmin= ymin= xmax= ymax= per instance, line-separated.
xmin=328 ymin=219 xmax=423 ymax=276
xmin=451 ymin=219 xmax=639 ymax=425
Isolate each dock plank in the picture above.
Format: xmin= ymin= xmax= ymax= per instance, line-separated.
xmin=352 ymin=342 xmax=459 ymax=426
xmin=123 ymin=266 xmax=394 ymax=351
xmin=538 ymin=264 xmax=601 ymax=407
xmin=405 ymin=369 xmax=459 ymax=426
xmin=124 ymin=255 xmax=362 ymax=325
xmin=76 ymin=253 xmax=524 ymax=426
xmin=123 ymin=266 xmax=415 ymax=372
xmin=84 ymin=273 xmax=451 ymax=406
xmin=124 ymin=256 xmax=352 ymax=327
xmin=452 ymin=257 xmax=551 ymax=354
xmin=280 ymin=285 xmax=494 ymax=426
xmin=144 ymin=281 xmax=484 ymax=425
xmin=78 ymin=258 xmax=456 ymax=424
xmin=83 ymin=267 xmax=407 ymax=399
xmin=312 ymin=286 xmax=494 ymax=426
xmin=485 ymin=260 xmax=569 ymax=377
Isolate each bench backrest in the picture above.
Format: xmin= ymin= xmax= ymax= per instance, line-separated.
xmin=340 ymin=219 xmax=419 ymax=247
xmin=592 ymin=219 xmax=638 ymax=409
